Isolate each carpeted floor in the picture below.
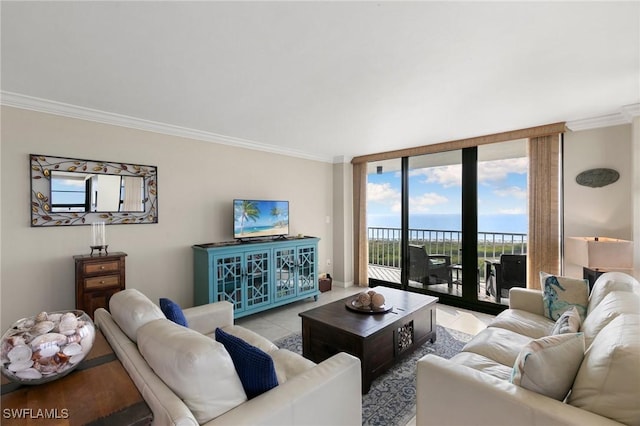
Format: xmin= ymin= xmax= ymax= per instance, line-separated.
xmin=273 ymin=325 xmax=473 ymax=426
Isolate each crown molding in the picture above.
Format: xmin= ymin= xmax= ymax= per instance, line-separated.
xmin=566 ymin=103 xmax=640 ymax=131
xmin=0 ymin=91 xmax=334 ymax=163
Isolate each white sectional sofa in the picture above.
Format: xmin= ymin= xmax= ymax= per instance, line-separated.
xmin=417 ymin=272 xmax=640 ymax=426
xmin=95 ymin=289 xmax=362 ymax=426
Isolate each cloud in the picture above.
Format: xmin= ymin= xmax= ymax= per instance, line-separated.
xmin=367 ymin=182 xmax=400 ymax=208
xmin=409 ymin=192 xmax=449 ymax=213
xmin=493 ymin=186 xmax=527 ymax=199
xmin=478 ymin=158 xmax=528 ymax=183
xmin=411 ymin=165 xmax=462 ymax=188
xmin=408 ymin=157 xmax=527 ymax=190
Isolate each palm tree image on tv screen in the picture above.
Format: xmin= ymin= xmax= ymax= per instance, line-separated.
xmin=234 ymin=200 xmax=289 ymax=239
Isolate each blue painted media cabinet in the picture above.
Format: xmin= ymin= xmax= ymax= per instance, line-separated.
xmin=193 ymin=236 xmax=320 ymax=318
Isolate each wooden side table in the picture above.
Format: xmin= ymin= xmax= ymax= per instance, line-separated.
xmin=74 ymin=252 xmax=127 ymax=319
xmin=1 ymin=329 xmax=152 ymax=425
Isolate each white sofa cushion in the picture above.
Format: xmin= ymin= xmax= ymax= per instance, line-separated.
xmin=551 ymin=306 xmax=582 ymax=335
xmin=461 ymin=327 xmax=533 ymax=367
xmin=568 ymin=314 xmax=640 ymax=425
xmin=540 ymin=272 xmax=589 ymax=321
xmin=270 ymin=348 xmax=316 ymax=384
xmin=510 ymin=333 xmax=585 ymax=401
xmin=489 ymin=308 xmax=554 ymax=339
xmin=137 ymin=318 xmax=247 ymax=423
xmin=109 ymin=289 xmax=165 ymax=342
xmin=588 ymin=271 xmax=640 ymax=315
xmin=449 ymin=352 xmax=513 ymax=381
xmin=580 ymin=291 xmax=640 ymax=347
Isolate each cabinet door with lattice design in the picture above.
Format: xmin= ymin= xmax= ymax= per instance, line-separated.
xmin=297 ymin=244 xmax=317 ymax=296
xmin=214 ymin=253 xmax=245 ymax=313
xmin=274 ymin=247 xmax=297 ymax=301
xmin=245 ymin=249 xmax=271 ymax=310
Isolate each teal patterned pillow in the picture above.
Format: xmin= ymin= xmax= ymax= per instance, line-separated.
xmin=540 ymin=272 xmax=589 ymax=321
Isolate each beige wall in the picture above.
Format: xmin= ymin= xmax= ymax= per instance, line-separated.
xmin=1 ymin=106 xmax=334 ymax=327
xmin=563 ymin=124 xmax=634 ymax=278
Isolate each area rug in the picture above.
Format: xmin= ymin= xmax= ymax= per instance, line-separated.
xmin=273 ymin=325 xmax=473 ymax=426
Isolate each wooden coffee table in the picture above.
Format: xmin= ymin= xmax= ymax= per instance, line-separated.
xmin=299 ymin=287 xmax=438 ymax=393
xmin=1 ymin=329 xmax=152 ymax=425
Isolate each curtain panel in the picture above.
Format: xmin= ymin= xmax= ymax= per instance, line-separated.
xmin=527 ymin=134 xmax=562 ymax=289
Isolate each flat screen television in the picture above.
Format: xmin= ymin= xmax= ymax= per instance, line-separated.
xmin=233 ymin=199 xmax=289 ymax=240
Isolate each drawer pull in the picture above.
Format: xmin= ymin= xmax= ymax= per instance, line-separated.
xmin=100 ymin=266 xmax=105 ymax=270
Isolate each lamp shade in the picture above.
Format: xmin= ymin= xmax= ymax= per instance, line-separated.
xmin=565 ymin=237 xmax=633 ymax=269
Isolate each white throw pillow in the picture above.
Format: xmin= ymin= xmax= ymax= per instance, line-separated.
xmin=109 ymin=288 xmax=165 ymax=342
xmin=137 ymin=319 xmax=247 ymax=423
xmin=540 ymin=272 xmax=589 ymax=321
xmin=551 ymin=306 xmax=581 ymax=335
xmin=568 ymin=314 xmax=640 ymax=425
xmin=510 ymin=333 xmax=585 ymax=401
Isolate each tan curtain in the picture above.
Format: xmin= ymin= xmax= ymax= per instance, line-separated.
xmin=527 ymin=134 xmax=561 ymax=289
xmin=122 ymin=176 xmax=143 ymax=212
xmin=353 ymin=162 xmax=368 ymax=286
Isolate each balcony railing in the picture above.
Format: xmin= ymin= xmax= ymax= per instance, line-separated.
xmin=368 ymin=227 xmax=527 ymax=269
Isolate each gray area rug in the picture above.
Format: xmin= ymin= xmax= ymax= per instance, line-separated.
xmin=273 ymin=325 xmax=472 ymax=426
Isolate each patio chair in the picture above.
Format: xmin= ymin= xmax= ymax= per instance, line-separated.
xmin=408 ymin=244 xmax=452 ymax=287
xmin=499 ymin=254 xmax=527 ymax=295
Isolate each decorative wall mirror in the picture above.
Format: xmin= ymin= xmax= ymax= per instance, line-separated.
xmin=30 ymin=154 xmax=158 ymax=226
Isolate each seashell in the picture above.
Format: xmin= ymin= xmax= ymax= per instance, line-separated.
xmin=7 ymin=335 xmax=27 ymax=347
xmin=31 ymin=320 xmax=55 ymax=336
xmin=47 ymin=313 xmax=62 ymax=323
xmin=367 ymin=290 xmax=377 ymax=297
xmin=62 ymin=343 xmax=82 ymax=356
xmin=56 ymin=352 xmax=70 ymax=364
xmin=31 ymin=333 xmax=67 ymax=349
xmin=38 ymin=344 xmax=60 ymax=358
xmin=357 ymin=292 xmax=371 ymax=307
xmin=35 ymin=312 xmax=48 ymax=322
xmin=69 ymin=353 xmax=85 ymax=364
xmin=7 ymin=344 xmax=32 ymax=363
xmin=58 ymin=313 xmax=78 ymax=335
xmin=371 ymin=293 xmax=386 ymax=308
xmin=15 ymin=368 xmax=42 ymax=380
xmin=16 ymin=318 xmax=35 ymax=331
xmin=8 ymin=359 xmax=34 ymax=372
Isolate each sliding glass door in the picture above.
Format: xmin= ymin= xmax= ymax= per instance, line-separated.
xmin=365 ymin=139 xmax=528 ymax=312
xmin=407 ymin=151 xmax=463 ymax=297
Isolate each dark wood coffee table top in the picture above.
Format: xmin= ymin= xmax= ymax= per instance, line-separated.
xmin=299 ymin=286 xmax=438 ymax=338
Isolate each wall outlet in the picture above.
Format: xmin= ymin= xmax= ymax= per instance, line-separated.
xmin=326 ymin=258 xmax=331 ymax=266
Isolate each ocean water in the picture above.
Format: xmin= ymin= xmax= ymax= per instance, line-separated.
xmin=368 ymin=214 xmax=527 ymax=234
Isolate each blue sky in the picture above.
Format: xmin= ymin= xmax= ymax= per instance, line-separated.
xmin=367 ymin=157 xmax=528 ymax=217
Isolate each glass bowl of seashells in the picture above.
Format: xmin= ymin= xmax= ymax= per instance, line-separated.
xmin=1 ymin=310 xmax=95 ymax=385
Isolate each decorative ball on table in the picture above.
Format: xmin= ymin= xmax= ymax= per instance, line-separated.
xmin=1 ymin=310 xmax=95 ymax=385
xmin=371 ymin=293 xmax=386 ymax=308
xmin=357 ymin=292 xmax=372 ymax=307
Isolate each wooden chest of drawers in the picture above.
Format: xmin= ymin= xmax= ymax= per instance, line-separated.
xmin=74 ymin=252 xmax=127 ymax=319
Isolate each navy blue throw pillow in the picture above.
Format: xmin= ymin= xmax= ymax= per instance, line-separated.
xmin=215 ymin=327 xmax=278 ymax=399
xmin=159 ymin=298 xmax=188 ymax=327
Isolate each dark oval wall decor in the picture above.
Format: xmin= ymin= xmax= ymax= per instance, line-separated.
xmin=575 ymin=168 xmax=619 ymax=188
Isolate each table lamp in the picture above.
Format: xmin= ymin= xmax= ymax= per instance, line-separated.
xmin=565 ymin=236 xmax=633 ymax=287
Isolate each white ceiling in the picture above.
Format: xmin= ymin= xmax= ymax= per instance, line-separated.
xmin=2 ymin=1 xmax=639 ymax=163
